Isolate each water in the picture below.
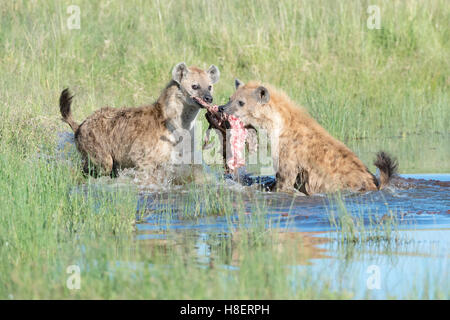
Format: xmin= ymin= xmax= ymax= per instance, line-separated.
xmin=308 ymin=229 xmax=449 ymax=299
xmin=135 ymin=173 xmax=449 ymax=299
xmin=137 ymin=174 xmax=450 ymax=232
xmin=59 ymin=131 xmax=450 ymax=298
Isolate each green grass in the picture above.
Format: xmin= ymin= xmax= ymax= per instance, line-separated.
xmin=327 ymin=193 xmax=401 ymax=245
xmin=0 ymin=0 xmax=448 ymax=299
xmin=0 ymin=147 xmax=348 ymax=299
xmin=1 ymin=0 xmax=449 ymax=142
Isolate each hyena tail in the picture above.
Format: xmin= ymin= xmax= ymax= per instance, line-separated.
xmin=374 ymin=151 xmax=398 ymax=189
xmin=59 ymin=88 xmax=79 ymax=133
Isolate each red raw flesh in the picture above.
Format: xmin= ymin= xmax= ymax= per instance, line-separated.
xmin=194 ymin=97 xmax=248 ymax=171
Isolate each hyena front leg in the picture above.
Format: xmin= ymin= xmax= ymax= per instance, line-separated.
xmin=275 ymin=160 xmax=300 ymax=193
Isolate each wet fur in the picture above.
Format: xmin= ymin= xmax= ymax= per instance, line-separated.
xmin=59 ymin=64 xmax=219 ymax=180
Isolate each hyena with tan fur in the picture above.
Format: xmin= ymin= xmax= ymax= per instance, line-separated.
xmin=59 ymin=63 xmax=220 ymax=180
xmin=219 ymin=80 xmax=397 ymax=195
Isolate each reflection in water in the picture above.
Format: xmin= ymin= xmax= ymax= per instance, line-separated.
xmin=137 ymin=230 xmax=330 ymax=267
xmin=306 ymin=229 xmax=449 ymax=299
xmin=58 ymin=130 xmax=449 ymax=298
xmin=135 ymin=173 xmax=449 ymax=299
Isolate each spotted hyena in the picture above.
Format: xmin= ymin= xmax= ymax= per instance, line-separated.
xmin=59 ymin=62 xmax=220 ymax=180
xmin=219 ymin=80 xmax=398 ymax=194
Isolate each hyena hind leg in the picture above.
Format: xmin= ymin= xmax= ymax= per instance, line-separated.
xmin=294 ymin=169 xmax=309 ymax=195
xmin=81 ymin=153 xmax=114 ymax=178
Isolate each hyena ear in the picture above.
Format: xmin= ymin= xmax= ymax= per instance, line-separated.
xmin=207 ymin=65 xmax=220 ymax=84
xmin=255 ymin=86 xmax=270 ymax=104
xmin=172 ymin=62 xmax=189 ymax=84
xmin=235 ymin=78 xmax=244 ymax=90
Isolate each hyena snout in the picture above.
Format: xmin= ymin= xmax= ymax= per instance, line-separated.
xmin=203 ymin=93 xmax=213 ymax=104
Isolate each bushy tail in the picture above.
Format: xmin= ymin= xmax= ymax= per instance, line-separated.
xmin=59 ymin=88 xmax=79 ymax=132
xmin=374 ymin=151 xmax=398 ymax=189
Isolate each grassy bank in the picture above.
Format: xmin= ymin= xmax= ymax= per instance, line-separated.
xmin=1 ymin=0 xmax=448 ymax=141
xmin=0 ymin=0 xmax=448 ymax=299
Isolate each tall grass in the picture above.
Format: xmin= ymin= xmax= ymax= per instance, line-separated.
xmin=0 ymin=0 xmax=448 ymax=299
xmin=0 ymin=0 xmax=448 ymax=142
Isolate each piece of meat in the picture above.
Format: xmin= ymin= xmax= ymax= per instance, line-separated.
xmin=194 ymin=97 xmax=253 ymax=173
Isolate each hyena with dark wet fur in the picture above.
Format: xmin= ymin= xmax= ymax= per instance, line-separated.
xmin=59 ymin=63 xmax=220 ymax=181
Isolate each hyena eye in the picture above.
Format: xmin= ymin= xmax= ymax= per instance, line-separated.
xmin=192 ymin=84 xmax=200 ymax=90
xmin=208 ymin=86 xmax=212 ymax=91
xmin=238 ymin=100 xmax=245 ymax=107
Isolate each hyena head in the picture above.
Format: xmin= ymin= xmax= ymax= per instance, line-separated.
xmin=171 ymin=62 xmax=220 ymax=108
xmin=219 ymin=79 xmax=270 ymax=128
